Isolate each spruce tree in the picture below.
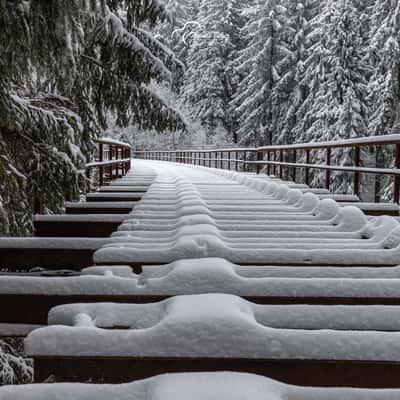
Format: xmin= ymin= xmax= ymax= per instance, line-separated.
xmin=368 ymin=0 xmax=400 ymax=200
xmin=232 ymin=0 xmax=289 ymax=146
xmin=181 ymin=0 xmax=243 ymax=143
xmin=0 ymin=0 xmax=182 ymax=234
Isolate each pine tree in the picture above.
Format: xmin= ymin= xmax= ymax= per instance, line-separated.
xmin=232 ymin=0 xmax=290 ymax=146
xmin=0 ymin=0 xmax=182 ymax=234
xmin=368 ymin=0 xmax=400 ymax=200
xmin=293 ymin=0 xmax=369 ymax=191
xmin=274 ymin=0 xmax=319 ymax=145
xmin=181 ymin=0 xmax=243 ymax=143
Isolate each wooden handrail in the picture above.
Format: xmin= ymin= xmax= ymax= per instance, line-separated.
xmin=133 ymin=134 xmax=400 ymax=203
xmin=87 ymin=137 xmax=131 ymax=186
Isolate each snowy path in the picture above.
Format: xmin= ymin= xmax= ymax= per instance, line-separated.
xmin=5 ymin=160 xmax=400 ymax=393
xmin=95 ymin=160 xmax=400 ymax=265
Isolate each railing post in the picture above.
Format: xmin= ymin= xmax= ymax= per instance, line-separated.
xmin=326 ymin=147 xmax=331 ymax=191
xmin=99 ymin=142 xmax=104 ymax=187
xmin=235 ymin=151 xmax=239 ymax=172
xmin=266 ymin=152 xmax=270 ymax=176
xmin=279 ymin=150 xmax=283 ymax=179
xmin=243 ymin=151 xmax=247 ymax=172
xmin=256 ymin=151 xmax=262 ymax=174
xmin=354 ymin=146 xmax=360 ymax=196
xmin=273 ymin=151 xmax=276 ymax=176
xmin=292 ymin=149 xmax=297 ymax=182
xmin=305 ymin=149 xmax=310 ymax=186
xmin=394 ymin=144 xmax=400 ymax=203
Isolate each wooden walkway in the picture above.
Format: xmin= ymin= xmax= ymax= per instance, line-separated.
xmin=3 ymin=142 xmax=400 ymax=390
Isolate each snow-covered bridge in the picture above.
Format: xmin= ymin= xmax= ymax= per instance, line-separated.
xmin=4 ymin=149 xmax=400 ymax=395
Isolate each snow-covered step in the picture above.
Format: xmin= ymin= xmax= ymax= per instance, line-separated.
xmin=3 ymin=372 xmax=400 ymax=397
xmin=25 ymin=294 xmax=400 ymax=385
xmin=4 ymin=259 xmax=400 ymax=327
xmin=94 ymin=163 xmax=400 ymax=265
xmin=0 ymin=237 xmax=108 ymax=270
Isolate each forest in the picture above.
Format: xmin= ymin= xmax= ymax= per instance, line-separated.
xmin=1 ymin=0 xmax=400 ymax=235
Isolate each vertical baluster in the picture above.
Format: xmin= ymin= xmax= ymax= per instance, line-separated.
xmin=256 ymin=151 xmax=262 ymax=174
xmin=292 ymin=149 xmax=297 ymax=182
xmin=354 ymin=146 xmax=360 ymax=196
xmin=305 ymin=149 xmax=310 ymax=186
xmin=394 ymin=144 xmax=400 ymax=203
xmin=326 ymin=147 xmax=331 ymax=191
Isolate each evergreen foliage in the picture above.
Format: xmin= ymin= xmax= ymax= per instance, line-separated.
xmin=0 ymin=0 xmax=182 ymax=234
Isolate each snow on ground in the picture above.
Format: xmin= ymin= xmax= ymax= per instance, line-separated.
xmin=24 ymin=293 xmax=400 ymax=360
xmin=2 ymin=372 xmax=400 ymax=400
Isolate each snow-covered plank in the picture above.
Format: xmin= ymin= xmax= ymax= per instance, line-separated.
xmin=95 ymin=162 xmax=400 ymax=265
xmin=3 ymin=372 xmax=400 ymax=397
xmin=25 ymin=294 xmax=400 ymax=360
xmin=5 ymin=259 xmax=400 ymax=326
xmin=24 ymin=294 xmax=400 ymax=385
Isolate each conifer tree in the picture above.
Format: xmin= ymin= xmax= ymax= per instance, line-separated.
xmin=232 ymin=0 xmax=290 ymax=146
xmin=0 ymin=0 xmax=182 ymax=234
xmin=368 ymin=0 xmax=400 ymax=200
xmin=181 ymin=0 xmax=243 ymax=143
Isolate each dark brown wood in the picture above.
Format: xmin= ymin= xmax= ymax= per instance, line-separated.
xmin=326 ymin=147 xmax=331 ymax=191
xmin=33 ymin=220 xmax=122 ymax=237
xmin=354 ymin=146 xmax=360 ymax=196
xmin=395 ymin=143 xmax=400 ymax=203
xmin=0 ymin=249 xmax=96 ymax=270
xmin=235 ymin=151 xmax=239 ymax=171
xmin=292 ymin=150 xmax=297 ymax=182
xmin=256 ymin=151 xmax=262 ymax=174
xmin=305 ymin=149 xmax=310 ymax=185
xmin=65 ymin=204 xmax=134 ymax=214
xmin=85 ymin=193 xmax=142 ymax=202
xmin=33 ymin=356 xmax=400 ymax=387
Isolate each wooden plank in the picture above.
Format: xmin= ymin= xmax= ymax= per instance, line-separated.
xmin=34 ymin=216 xmax=124 ymax=237
xmin=3 ymin=294 xmax=400 ymax=326
xmin=0 ymin=249 xmax=97 ymax=270
xmin=98 ymin=186 xmax=149 ymax=193
xmin=86 ymin=193 xmax=142 ymax=202
xmin=33 ymin=356 xmax=400 ymax=387
xmin=65 ymin=202 xmax=135 ymax=214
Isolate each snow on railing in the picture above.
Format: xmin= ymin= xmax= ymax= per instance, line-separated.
xmin=133 ymin=134 xmax=400 ymax=203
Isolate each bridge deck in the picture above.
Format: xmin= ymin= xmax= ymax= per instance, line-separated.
xmin=2 ymin=160 xmax=400 ymax=392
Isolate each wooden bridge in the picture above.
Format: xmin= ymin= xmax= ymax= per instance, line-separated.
xmin=3 ymin=135 xmax=400 ymax=394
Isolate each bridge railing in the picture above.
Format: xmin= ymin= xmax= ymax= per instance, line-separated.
xmin=86 ymin=138 xmax=131 ymax=186
xmin=133 ymin=134 xmax=400 ymax=203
